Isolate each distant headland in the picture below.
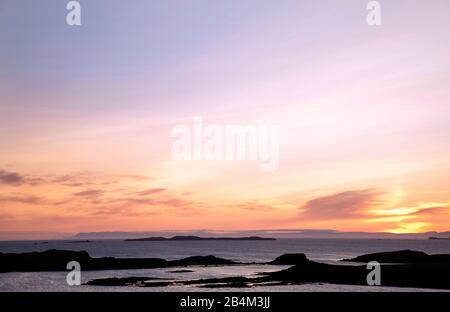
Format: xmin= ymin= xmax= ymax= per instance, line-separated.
xmin=64 ymin=230 xmax=450 ymax=241
xmin=125 ymin=235 xmax=276 ymax=241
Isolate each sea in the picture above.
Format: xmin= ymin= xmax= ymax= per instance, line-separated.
xmin=1 ymin=238 xmax=450 ymax=292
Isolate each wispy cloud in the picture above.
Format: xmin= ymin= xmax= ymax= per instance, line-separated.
xmin=236 ymin=201 xmax=276 ymax=211
xmin=136 ymin=188 xmax=166 ymax=196
xmin=300 ymin=189 xmax=382 ymax=220
xmin=412 ymin=206 xmax=450 ymax=215
xmin=72 ymin=189 xmax=104 ymax=197
xmin=0 ymin=169 xmax=24 ymax=185
xmin=0 ymin=194 xmax=43 ymax=204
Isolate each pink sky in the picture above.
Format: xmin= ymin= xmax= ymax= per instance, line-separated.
xmin=0 ymin=0 xmax=449 ymax=238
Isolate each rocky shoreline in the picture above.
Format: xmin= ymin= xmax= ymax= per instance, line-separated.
xmin=1 ymin=249 xmax=450 ymax=290
xmin=0 ymin=249 xmax=240 ymax=272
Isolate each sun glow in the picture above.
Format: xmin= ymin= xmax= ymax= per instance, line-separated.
xmin=387 ymin=222 xmax=430 ymax=234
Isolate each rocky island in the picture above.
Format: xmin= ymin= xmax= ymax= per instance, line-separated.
xmin=125 ymin=235 xmax=276 ymax=241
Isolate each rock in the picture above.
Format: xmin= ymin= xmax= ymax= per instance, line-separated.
xmin=85 ymin=275 xmax=253 ymax=288
xmin=342 ymin=250 xmax=430 ymax=263
xmin=167 ymin=269 xmax=195 ymax=273
xmin=7 ymin=249 xmax=450 ymax=290
xmin=270 ymin=253 xmax=308 ymax=265
xmin=84 ymin=277 xmax=162 ymax=286
xmin=199 ymin=282 xmax=249 ymax=288
xmin=267 ymin=260 xmax=450 ymax=290
xmin=171 ymin=255 xmax=236 ymax=266
xmin=82 ymin=250 xmax=450 ymax=290
xmin=268 ymin=261 xmax=368 ymax=285
xmin=0 ymin=250 xmax=238 ymax=272
xmin=126 ymin=236 xmax=275 ymax=241
xmin=0 ymin=249 xmax=91 ymax=272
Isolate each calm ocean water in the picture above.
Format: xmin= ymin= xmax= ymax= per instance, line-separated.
xmin=1 ymin=238 xmax=450 ymax=292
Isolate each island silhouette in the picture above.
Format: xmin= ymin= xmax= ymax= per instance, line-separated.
xmin=125 ymin=235 xmax=276 ymax=241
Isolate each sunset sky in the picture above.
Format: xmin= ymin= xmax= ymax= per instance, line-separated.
xmin=1 ymin=0 xmax=450 ymax=239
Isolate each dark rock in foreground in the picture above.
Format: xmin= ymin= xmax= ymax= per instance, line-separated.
xmin=268 ymin=260 xmax=450 ymax=290
xmin=167 ymin=269 xmax=194 ymax=273
xmin=0 ymin=249 xmax=239 ymax=273
xmin=342 ymin=249 xmax=450 ymax=263
xmin=84 ymin=250 xmax=450 ymax=290
xmin=84 ymin=277 xmax=164 ymax=286
xmin=86 ymin=259 xmax=450 ymax=290
xmin=270 ymin=250 xmax=450 ymax=289
xmin=0 ymin=250 xmax=93 ymax=273
xmin=126 ymin=235 xmax=275 ymax=241
xmin=270 ymin=253 xmax=308 ymax=265
xmin=85 ymin=276 xmax=252 ymax=288
xmin=4 ymin=249 xmax=450 ymax=290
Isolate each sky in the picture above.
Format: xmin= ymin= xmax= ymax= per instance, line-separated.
xmin=0 ymin=0 xmax=450 ymax=239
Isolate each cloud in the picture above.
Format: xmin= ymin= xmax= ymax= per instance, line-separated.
xmin=0 ymin=170 xmax=116 ymax=187
xmin=411 ymin=206 xmax=450 ymax=215
xmin=0 ymin=169 xmax=151 ymax=189
xmin=236 ymin=201 xmax=275 ymax=211
xmin=0 ymin=194 xmax=43 ymax=204
xmin=0 ymin=169 xmax=202 ymax=219
xmin=0 ymin=169 xmax=24 ymax=185
xmin=72 ymin=189 xmax=104 ymax=197
xmin=300 ymin=189 xmax=382 ymax=220
xmin=118 ymin=174 xmax=151 ymax=181
xmin=60 ymin=185 xmax=204 ymax=217
xmin=90 ymin=205 xmax=161 ymax=216
xmin=108 ymin=195 xmax=199 ymax=211
xmin=50 ymin=172 xmax=119 ymax=187
xmin=51 ymin=174 xmax=93 ymax=187
xmin=136 ymin=188 xmax=166 ymax=196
